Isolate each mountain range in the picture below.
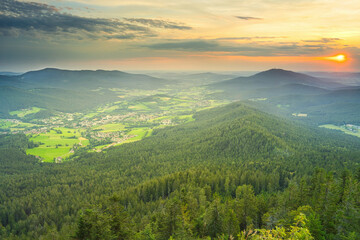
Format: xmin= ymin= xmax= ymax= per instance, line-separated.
xmin=1 ymin=67 xmax=359 ymax=124
xmin=0 ymin=68 xmax=170 ymax=116
xmin=0 ymin=68 xmax=168 ymax=90
xmin=209 ymin=68 xmax=360 ymax=124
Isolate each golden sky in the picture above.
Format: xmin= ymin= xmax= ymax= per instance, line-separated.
xmin=1 ymin=0 xmax=359 ymax=71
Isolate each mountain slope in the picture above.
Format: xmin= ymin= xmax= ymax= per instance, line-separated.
xmin=13 ymin=68 xmax=169 ymax=90
xmin=213 ymin=69 xmax=321 ymax=88
xmin=0 ymin=68 xmax=171 ymax=115
xmin=208 ymin=69 xmax=360 ymax=124
xmin=0 ymin=86 xmax=118 ymax=115
xmin=1 ymin=102 xmax=359 ymax=239
xmin=209 ymin=69 xmax=333 ymax=100
xmin=268 ymin=87 xmax=360 ymax=124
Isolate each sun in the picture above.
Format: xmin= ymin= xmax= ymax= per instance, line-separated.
xmin=324 ymin=54 xmax=347 ymax=62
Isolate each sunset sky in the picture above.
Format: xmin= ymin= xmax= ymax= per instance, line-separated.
xmin=1 ymin=0 xmax=359 ymax=72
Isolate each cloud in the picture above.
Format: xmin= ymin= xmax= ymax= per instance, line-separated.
xmin=146 ymin=41 xmax=219 ymax=51
xmin=302 ymin=38 xmax=342 ymax=43
xmin=145 ymin=40 xmax=337 ymax=56
xmin=0 ymin=0 xmax=191 ymax=40
xmin=145 ymin=40 xmax=272 ymax=55
xmin=235 ymin=16 xmax=263 ymax=20
xmin=215 ymin=36 xmax=285 ymax=41
xmin=124 ymin=18 xmax=192 ymax=30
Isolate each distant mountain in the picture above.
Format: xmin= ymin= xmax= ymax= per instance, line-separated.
xmin=145 ymin=71 xmax=237 ymax=86
xmin=214 ymin=68 xmax=343 ymax=89
xmin=180 ymin=72 xmax=236 ymax=83
xmin=305 ymin=72 xmax=360 ymax=86
xmin=0 ymin=68 xmax=171 ymax=115
xmin=270 ymin=87 xmax=360 ymax=109
xmin=305 ymin=71 xmax=360 ymax=80
xmin=251 ymin=83 xmax=330 ymax=98
xmin=0 ymin=86 xmax=118 ymax=115
xmin=251 ymin=68 xmax=318 ymax=85
xmin=208 ymin=69 xmax=360 ymax=124
xmin=266 ymin=86 xmax=360 ymax=124
xmin=0 ymin=68 xmax=168 ymax=90
xmin=210 ymin=69 xmax=332 ymax=99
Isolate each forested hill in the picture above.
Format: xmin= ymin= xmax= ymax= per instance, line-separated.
xmin=0 ymin=68 xmax=170 ymax=115
xmin=0 ymin=68 xmax=168 ymax=90
xmin=208 ymin=69 xmax=360 ymax=125
xmin=0 ymin=86 xmax=118 ymax=115
xmin=211 ymin=69 xmax=344 ymax=90
xmin=0 ymin=103 xmax=359 ymax=239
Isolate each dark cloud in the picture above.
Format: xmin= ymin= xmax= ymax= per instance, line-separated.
xmin=215 ymin=36 xmax=284 ymax=40
xmin=146 ymin=40 xmax=269 ymax=55
xmin=235 ymin=16 xmax=263 ymax=20
xmin=302 ymin=38 xmax=341 ymax=43
xmin=124 ymin=18 xmax=192 ymax=30
xmin=146 ymin=41 xmax=220 ymax=51
xmin=0 ymin=0 xmax=191 ymax=40
xmin=145 ymin=40 xmax=335 ymax=56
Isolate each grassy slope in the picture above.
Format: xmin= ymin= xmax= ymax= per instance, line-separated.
xmin=27 ymin=128 xmax=88 ymax=162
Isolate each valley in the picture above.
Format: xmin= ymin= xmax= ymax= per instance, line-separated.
xmin=0 ymin=68 xmax=359 ymax=239
xmin=1 ymin=68 xmax=360 ymax=162
xmin=0 ymin=85 xmax=229 ymax=162
xmin=2 ymin=1 xmax=359 ymax=238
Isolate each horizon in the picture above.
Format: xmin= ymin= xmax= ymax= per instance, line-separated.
xmin=1 ymin=0 xmax=359 ymax=72
xmin=1 ymin=67 xmax=360 ymax=76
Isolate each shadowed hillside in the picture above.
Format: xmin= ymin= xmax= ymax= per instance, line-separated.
xmin=0 ymin=68 xmax=170 ymax=115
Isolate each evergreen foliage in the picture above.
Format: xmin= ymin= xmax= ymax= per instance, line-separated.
xmin=0 ymin=103 xmax=359 ymax=239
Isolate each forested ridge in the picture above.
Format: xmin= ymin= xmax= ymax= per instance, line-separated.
xmin=0 ymin=103 xmax=359 ymax=239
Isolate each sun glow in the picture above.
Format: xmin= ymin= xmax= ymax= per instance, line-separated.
xmin=323 ymin=54 xmax=347 ymax=62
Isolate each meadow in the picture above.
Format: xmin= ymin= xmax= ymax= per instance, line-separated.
xmin=320 ymin=124 xmax=360 ymax=138
xmin=92 ymin=123 xmax=126 ymax=132
xmin=5 ymin=87 xmax=229 ymax=160
xmin=0 ymin=119 xmax=37 ymax=132
xmin=9 ymin=107 xmax=43 ymax=118
xmin=27 ymin=127 xmax=89 ymax=162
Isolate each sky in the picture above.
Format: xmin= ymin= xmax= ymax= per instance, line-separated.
xmin=1 ymin=0 xmax=359 ymax=72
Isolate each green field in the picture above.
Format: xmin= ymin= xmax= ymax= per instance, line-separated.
xmin=83 ymin=112 xmax=98 ymax=119
xmin=320 ymin=124 xmax=360 ymax=138
xmin=10 ymin=107 xmax=43 ymax=118
xmin=93 ymin=123 xmax=126 ymax=132
xmin=127 ymin=128 xmax=152 ymax=140
xmin=11 ymin=122 xmax=37 ymax=131
xmin=128 ymin=103 xmax=150 ymax=111
xmin=177 ymin=114 xmax=194 ymax=122
xmin=119 ymin=127 xmax=153 ymax=144
xmin=4 ymin=87 xmax=230 ymax=160
xmin=97 ymin=105 xmax=119 ymax=113
xmin=27 ymin=147 xmax=72 ymax=161
xmin=0 ymin=120 xmax=37 ymax=132
xmin=27 ymin=127 xmax=88 ymax=162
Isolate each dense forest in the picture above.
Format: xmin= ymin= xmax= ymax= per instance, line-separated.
xmin=0 ymin=103 xmax=359 ymax=239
